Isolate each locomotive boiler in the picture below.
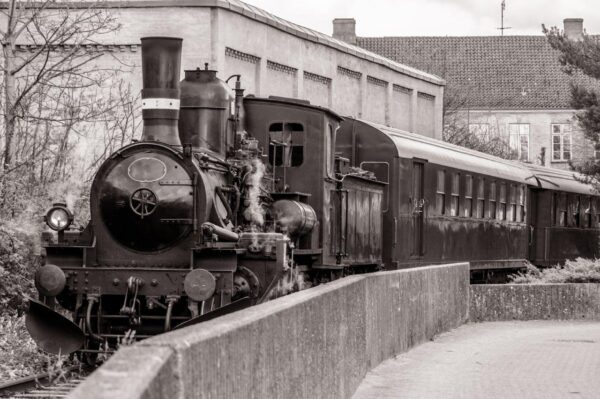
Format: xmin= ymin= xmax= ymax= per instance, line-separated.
xmin=26 ymin=36 xmax=384 ymax=360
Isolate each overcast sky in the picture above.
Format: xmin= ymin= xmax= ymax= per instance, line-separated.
xmin=245 ymin=0 xmax=599 ymax=37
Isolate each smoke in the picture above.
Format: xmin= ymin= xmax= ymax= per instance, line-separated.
xmin=47 ymin=175 xmax=90 ymax=227
xmin=268 ymin=268 xmax=310 ymax=300
xmin=242 ymin=158 xmax=266 ymax=226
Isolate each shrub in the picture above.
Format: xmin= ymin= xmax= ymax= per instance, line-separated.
xmin=0 ymin=313 xmax=80 ymax=381
xmin=509 ymin=258 xmax=600 ymax=284
xmin=0 ymin=220 xmax=40 ymax=314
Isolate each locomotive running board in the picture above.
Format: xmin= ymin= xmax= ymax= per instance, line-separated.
xmin=173 ymin=297 xmax=253 ymax=330
xmin=25 ymin=298 xmax=84 ymax=355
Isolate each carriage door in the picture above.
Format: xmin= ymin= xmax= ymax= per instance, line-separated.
xmin=411 ymin=161 xmax=426 ymax=257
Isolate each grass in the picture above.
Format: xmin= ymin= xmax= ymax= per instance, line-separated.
xmin=509 ymin=258 xmax=600 ymax=284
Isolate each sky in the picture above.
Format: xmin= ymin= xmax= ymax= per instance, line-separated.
xmin=245 ymin=0 xmax=600 ymax=37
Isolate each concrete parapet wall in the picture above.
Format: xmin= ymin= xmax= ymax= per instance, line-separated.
xmin=69 ymin=263 xmax=469 ymax=399
xmin=470 ymin=283 xmax=600 ymax=322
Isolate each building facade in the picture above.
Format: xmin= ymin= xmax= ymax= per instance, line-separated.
xmin=337 ymin=18 xmax=599 ymax=170
xmin=7 ymin=1 xmax=446 ymax=139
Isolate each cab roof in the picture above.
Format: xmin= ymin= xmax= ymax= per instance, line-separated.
xmin=244 ymin=95 xmax=343 ymax=122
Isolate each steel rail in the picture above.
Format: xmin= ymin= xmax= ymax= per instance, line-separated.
xmin=0 ymin=364 xmax=91 ymax=398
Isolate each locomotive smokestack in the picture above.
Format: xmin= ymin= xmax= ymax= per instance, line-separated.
xmin=140 ymin=37 xmax=183 ymax=146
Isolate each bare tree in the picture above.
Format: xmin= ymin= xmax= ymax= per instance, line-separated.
xmin=443 ymin=89 xmax=517 ymax=159
xmin=0 ymin=1 xmax=141 ymax=217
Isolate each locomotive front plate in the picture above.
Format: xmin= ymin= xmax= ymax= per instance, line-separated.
xmin=127 ymin=157 xmax=167 ymax=182
xmin=98 ymin=149 xmax=194 ymax=253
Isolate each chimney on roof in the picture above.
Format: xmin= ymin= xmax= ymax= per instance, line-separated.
xmin=564 ymin=18 xmax=584 ymax=41
xmin=332 ymin=18 xmax=356 ymax=45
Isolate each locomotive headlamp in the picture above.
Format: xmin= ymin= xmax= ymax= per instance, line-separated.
xmin=44 ymin=203 xmax=73 ymax=231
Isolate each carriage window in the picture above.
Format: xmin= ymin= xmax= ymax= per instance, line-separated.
xmin=571 ymin=195 xmax=581 ymax=227
xmin=326 ymin=124 xmax=334 ymax=175
xmin=557 ymin=193 xmax=567 ymax=227
xmin=552 ymin=192 xmax=558 ymax=226
xmin=584 ymin=196 xmax=592 ymax=228
xmin=596 ymin=198 xmax=600 ymax=228
xmin=498 ymin=183 xmax=507 ymax=220
xmin=519 ymin=185 xmax=526 ymax=222
xmin=268 ymin=122 xmax=305 ymax=167
xmin=464 ymin=175 xmax=473 ymax=217
xmin=489 ymin=182 xmax=497 ymax=219
xmin=477 ymin=178 xmax=485 ymax=218
xmin=450 ymin=173 xmax=460 ymax=216
xmin=509 ymin=185 xmax=517 ymax=222
xmin=436 ymin=170 xmax=446 ymax=215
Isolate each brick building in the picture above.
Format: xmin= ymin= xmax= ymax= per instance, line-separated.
xmin=334 ymin=18 xmax=600 ymax=169
xmin=6 ymin=1 xmax=446 ymax=139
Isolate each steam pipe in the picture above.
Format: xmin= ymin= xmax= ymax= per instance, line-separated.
xmin=202 ymin=222 xmax=239 ymax=242
xmin=215 ymin=186 xmax=234 ymax=224
xmin=164 ymin=297 xmax=177 ymax=331
xmin=85 ymin=297 xmax=103 ymax=342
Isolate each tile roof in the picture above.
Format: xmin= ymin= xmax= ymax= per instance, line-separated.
xmin=357 ymin=35 xmax=599 ymax=110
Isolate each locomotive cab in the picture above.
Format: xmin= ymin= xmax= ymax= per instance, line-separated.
xmin=244 ymin=97 xmax=385 ymax=271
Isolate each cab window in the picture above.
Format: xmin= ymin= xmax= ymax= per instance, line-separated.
xmin=268 ymin=122 xmax=305 ymax=167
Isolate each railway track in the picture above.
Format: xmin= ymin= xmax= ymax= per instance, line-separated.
xmin=0 ymin=365 xmax=91 ymax=398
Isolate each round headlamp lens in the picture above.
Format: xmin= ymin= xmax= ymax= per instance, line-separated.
xmin=50 ymin=209 xmax=69 ymax=229
xmin=46 ymin=205 xmax=72 ymax=231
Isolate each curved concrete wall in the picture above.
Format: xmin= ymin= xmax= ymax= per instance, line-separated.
xmin=69 ymin=263 xmax=469 ymax=399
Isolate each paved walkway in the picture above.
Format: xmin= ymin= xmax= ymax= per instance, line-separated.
xmin=353 ymin=321 xmax=600 ymax=399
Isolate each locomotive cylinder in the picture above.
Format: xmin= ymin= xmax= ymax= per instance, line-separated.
xmin=272 ymin=200 xmax=317 ymax=237
xmin=178 ymin=65 xmax=234 ymax=155
xmin=140 ymin=37 xmax=183 ymax=146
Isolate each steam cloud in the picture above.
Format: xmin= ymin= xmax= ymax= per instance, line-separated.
xmin=243 ymin=159 xmax=265 ymax=226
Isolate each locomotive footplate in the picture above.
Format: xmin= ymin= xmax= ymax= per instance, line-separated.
xmin=62 ymin=267 xmax=195 ymax=296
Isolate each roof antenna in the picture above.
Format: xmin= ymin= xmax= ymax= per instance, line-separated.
xmin=497 ymin=0 xmax=512 ymax=36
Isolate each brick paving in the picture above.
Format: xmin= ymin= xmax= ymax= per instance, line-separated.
xmin=353 ymin=321 xmax=600 ymax=399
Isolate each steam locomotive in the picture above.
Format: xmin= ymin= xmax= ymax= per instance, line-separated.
xmin=26 ymin=37 xmax=600 ymax=359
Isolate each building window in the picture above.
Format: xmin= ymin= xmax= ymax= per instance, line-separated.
xmin=450 ymin=173 xmax=460 ymax=216
xmin=489 ymin=181 xmax=497 ymax=219
xmin=469 ymin=123 xmax=490 ymax=140
xmin=268 ymin=122 xmax=305 ymax=167
xmin=498 ymin=183 xmax=507 ymax=220
xmin=464 ymin=175 xmax=473 ymax=217
xmin=551 ymin=124 xmax=571 ymax=162
xmin=476 ymin=177 xmax=485 ymax=218
xmin=508 ymin=124 xmax=530 ymax=161
xmin=436 ymin=170 xmax=445 ymax=215
xmin=519 ymin=185 xmax=526 ymax=222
